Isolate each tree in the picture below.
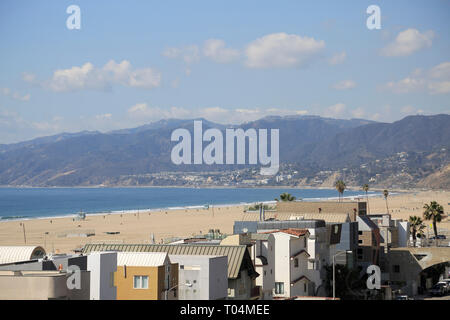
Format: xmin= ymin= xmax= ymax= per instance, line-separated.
xmin=423 ymin=201 xmax=444 ymax=243
xmin=383 ymin=189 xmax=389 ymax=214
xmin=362 ymin=184 xmax=370 ymax=214
xmin=335 ymin=180 xmax=346 ymax=202
xmin=409 ymin=216 xmax=425 ymax=247
xmin=275 ymin=193 xmax=296 ymax=202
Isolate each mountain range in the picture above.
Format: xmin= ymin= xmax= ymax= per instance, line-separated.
xmin=0 ymin=114 xmax=449 ymax=188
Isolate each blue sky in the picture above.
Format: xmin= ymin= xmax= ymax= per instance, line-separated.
xmin=0 ymin=0 xmax=449 ymax=143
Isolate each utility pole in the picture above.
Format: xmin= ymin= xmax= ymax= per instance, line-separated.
xmin=22 ymin=223 xmax=27 ymax=244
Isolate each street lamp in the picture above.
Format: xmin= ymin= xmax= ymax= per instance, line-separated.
xmin=332 ymin=250 xmax=352 ymax=300
xmin=164 ymin=282 xmax=192 ymax=300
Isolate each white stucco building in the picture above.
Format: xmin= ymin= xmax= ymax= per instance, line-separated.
xmin=250 ymin=233 xmax=275 ymax=300
xmin=87 ymin=252 xmax=117 ymax=300
xmin=265 ymin=229 xmax=312 ymax=298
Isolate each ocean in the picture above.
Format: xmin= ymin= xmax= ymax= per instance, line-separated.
xmin=0 ymin=187 xmax=379 ymax=221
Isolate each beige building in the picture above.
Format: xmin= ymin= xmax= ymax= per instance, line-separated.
xmin=0 ymin=270 xmax=90 ymax=300
xmin=276 ymin=201 xmax=367 ymax=221
xmin=83 ymin=243 xmax=259 ymax=300
xmin=114 ymin=252 xmax=178 ymax=300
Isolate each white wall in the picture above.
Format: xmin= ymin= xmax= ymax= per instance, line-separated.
xmin=169 ymin=255 xmax=227 ymax=300
xmin=87 ymin=252 xmax=117 ymax=300
xmin=252 ymin=235 xmax=275 ymax=300
xmin=398 ymin=221 xmax=410 ymax=247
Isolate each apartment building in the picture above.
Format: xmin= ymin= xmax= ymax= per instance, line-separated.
xmin=115 ymin=252 xmax=178 ymax=300
xmin=356 ymin=216 xmax=381 ymax=272
xmin=276 ymin=201 xmax=367 ymax=220
xmin=249 ymin=233 xmax=275 ymax=300
xmin=169 ymin=254 xmax=227 ymax=300
xmin=0 ymin=248 xmax=115 ymax=300
xmin=264 ymin=229 xmax=311 ymax=298
xmin=82 ymin=243 xmax=259 ymax=300
xmin=0 ymin=270 xmax=82 ymax=300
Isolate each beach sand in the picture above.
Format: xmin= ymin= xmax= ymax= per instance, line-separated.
xmin=0 ymin=190 xmax=449 ymax=254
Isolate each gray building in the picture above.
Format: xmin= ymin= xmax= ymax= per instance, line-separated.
xmin=169 ymin=255 xmax=227 ymax=300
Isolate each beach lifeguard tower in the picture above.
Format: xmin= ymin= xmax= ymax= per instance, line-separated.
xmin=74 ymin=210 xmax=86 ymax=221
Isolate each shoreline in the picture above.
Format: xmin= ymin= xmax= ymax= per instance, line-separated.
xmin=0 ymin=191 xmax=386 ymax=223
xmin=0 ymin=189 xmax=448 ymax=254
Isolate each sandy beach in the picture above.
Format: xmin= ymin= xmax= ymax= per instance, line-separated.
xmin=0 ymin=190 xmax=449 ymax=254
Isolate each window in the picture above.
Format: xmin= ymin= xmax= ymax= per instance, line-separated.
xmin=133 ymin=276 xmax=149 ymax=289
xmin=358 ymin=231 xmax=363 ymax=235
xmin=358 ymin=240 xmax=363 ymax=244
xmin=165 ymin=274 xmax=170 ymax=289
xmin=393 ymin=265 xmax=400 ymax=273
xmin=294 ymin=258 xmax=299 ymax=268
xmin=304 ymin=283 xmax=307 ymax=292
xmin=180 ymin=265 xmax=184 ymax=269
xmin=275 ymin=282 xmax=284 ymax=294
xmin=264 ymin=270 xmax=267 ymax=276
xmin=304 ymin=238 xmax=307 ymax=247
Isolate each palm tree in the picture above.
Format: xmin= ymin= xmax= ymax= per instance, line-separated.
xmin=409 ymin=216 xmax=425 ymax=247
xmin=275 ymin=193 xmax=296 ymax=202
xmin=383 ymin=189 xmax=389 ymax=214
xmin=335 ymin=180 xmax=346 ymax=202
xmin=423 ymin=201 xmax=444 ymax=243
xmin=362 ymin=184 xmax=370 ymax=214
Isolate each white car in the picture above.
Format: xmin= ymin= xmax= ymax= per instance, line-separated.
xmin=441 ymin=279 xmax=450 ymax=293
xmin=437 ymin=281 xmax=449 ymax=294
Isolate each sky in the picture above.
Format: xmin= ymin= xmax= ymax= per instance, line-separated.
xmin=0 ymin=0 xmax=449 ymax=143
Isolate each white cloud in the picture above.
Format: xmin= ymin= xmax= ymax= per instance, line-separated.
xmin=381 ymin=28 xmax=434 ymax=57
xmin=162 ymin=45 xmax=200 ymax=64
xmin=384 ymin=61 xmax=450 ymax=95
xmin=385 ymin=77 xmax=426 ymax=93
xmin=22 ymin=72 xmax=36 ymax=83
xmin=203 ymin=39 xmax=240 ymax=63
xmin=324 ymin=103 xmax=346 ymax=118
xmin=428 ymin=81 xmax=450 ymax=94
xmin=127 ymin=103 xmax=191 ymax=121
xmin=332 ymin=80 xmax=356 ymax=90
xmin=245 ymin=32 xmax=325 ymax=68
xmin=328 ymin=51 xmax=346 ymax=65
xmin=429 ymin=62 xmax=450 ymax=79
xmin=0 ymin=87 xmax=30 ymax=101
xmin=351 ymin=108 xmax=365 ymax=118
xmin=35 ymin=60 xmax=161 ymax=92
xmin=127 ymin=103 xmax=309 ymax=125
xmin=95 ymin=113 xmax=112 ymax=120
